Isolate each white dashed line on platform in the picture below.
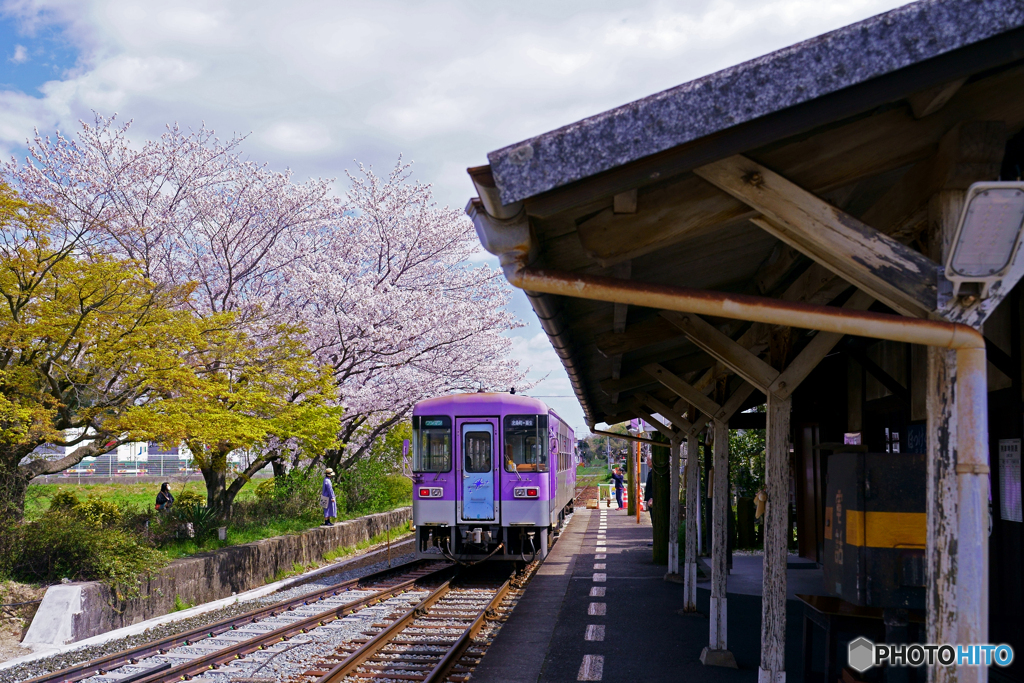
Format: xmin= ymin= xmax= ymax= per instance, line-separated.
xmin=594 ymin=563 xmax=606 ymax=570
xmin=590 ymin=586 xmax=606 ymax=597
xmin=578 ymin=654 xmax=605 ymax=681
xmin=588 ymin=602 xmax=606 ymax=615
xmin=595 ymin=554 xmax=606 ymax=559
xmin=585 ymin=624 xmax=606 ymax=641
xmin=596 ymin=546 xmax=607 ymax=553
xmin=592 ymin=573 xmax=607 ymax=582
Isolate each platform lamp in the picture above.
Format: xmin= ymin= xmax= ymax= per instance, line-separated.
xmin=945 ymin=182 xmax=1024 ymax=299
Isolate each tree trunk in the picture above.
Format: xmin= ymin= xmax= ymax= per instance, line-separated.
xmin=271 ymin=457 xmax=287 ymax=479
xmin=0 ymin=467 xmax=31 ymax=521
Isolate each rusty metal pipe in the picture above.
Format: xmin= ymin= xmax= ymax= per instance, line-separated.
xmin=509 ymin=267 xmax=984 ymax=350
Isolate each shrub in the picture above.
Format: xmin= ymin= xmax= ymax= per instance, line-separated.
xmin=175 ymin=489 xmax=205 ymax=509
xmin=49 ymin=488 xmax=80 ymax=512
xmin=13 ymin=514 xmax=166 ymax=598
xmin=74 ymin=497 xmax=123 ymax=527
xmin=173 ymin=504 xmax=219 ymax=543
xmin=254 ymin=478 xmax=276 ymax=502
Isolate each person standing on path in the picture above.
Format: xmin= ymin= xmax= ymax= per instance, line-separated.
xmin=611 ymin=467 xmax=625 ymax=510
xmin=321 ymin=468 xmax=337 ymax=526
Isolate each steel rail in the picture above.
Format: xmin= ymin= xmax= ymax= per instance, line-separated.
xmin=316 ymin=577 xmax=454 ymax=683
xmin=25 ymin=549 xmax=428 ymax=683
xmin=423 ymin=573 xmax=514 ymax=683
xmin=122 ymin=564 xmax=453 ymax=683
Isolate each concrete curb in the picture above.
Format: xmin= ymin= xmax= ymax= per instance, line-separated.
xmin=1 ymin=534 xmax=414 ymax=671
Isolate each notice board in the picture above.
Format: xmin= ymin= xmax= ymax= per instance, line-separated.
xmin=999 ymin=438 xmax=1022 ymax=523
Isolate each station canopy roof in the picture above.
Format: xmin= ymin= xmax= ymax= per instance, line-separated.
xmin=467 ymin=0 xmax=1024 ymax=429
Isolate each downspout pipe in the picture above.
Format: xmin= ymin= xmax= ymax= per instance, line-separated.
xmin=507 ymin=265 xmax=989 ymax=659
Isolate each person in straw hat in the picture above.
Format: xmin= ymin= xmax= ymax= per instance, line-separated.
xmin=321 ymin=468 xmax=337 ymax=526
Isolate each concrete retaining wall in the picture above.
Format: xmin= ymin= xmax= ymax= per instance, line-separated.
xmin=24 ymin=506 xmax=411 ymax=646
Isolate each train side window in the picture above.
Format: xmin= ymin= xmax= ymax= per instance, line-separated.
xmin=504 ymin=414 xmax=548 ymax=473
xmin=412 ymin=415 xmax=451 ymax=472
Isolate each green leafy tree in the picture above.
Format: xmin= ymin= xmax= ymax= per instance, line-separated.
xmin=0 ymin=185 xmax=196 ymax=517
xmin=125 ymin=322 xmax=342 ymax=518
xmin=729 ymin=428 xmax=766 ymax=498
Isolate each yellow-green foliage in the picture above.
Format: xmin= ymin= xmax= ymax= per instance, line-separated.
xmin=175 ymin=489 xmax=205 ymax=508
xmin=254 ymin=479 xmax=276 ymax=501
xmin=48 ymin=488 xmax=80 ymax=512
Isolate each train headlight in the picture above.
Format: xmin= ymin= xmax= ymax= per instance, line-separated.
xmin=514 ymin=487 xmax=539 ymax=499
xmin=418 ymin=487 xmax=443 ymax=498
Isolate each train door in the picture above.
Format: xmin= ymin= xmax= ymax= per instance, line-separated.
xmin=457 ymin=418 xmax=497 ymax=522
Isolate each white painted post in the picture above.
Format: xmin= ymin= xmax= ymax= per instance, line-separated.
xmin=683 ymin=432 xmax=700 ymax=611
xmin=760 ymin=393 xmax=790 ymax=683
xmin=701 ymin=417 xmax=738 ymax=668
xmin=669 ymin=437 xmax=681 ymax=575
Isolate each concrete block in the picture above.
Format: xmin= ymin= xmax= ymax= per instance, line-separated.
xmin=22 ymin=584 xmax=81 ymax=648
xmin=700 ymin=647 xmax=739 ymax=668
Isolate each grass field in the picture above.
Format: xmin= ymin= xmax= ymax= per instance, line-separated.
xmin=576 ymin=464 xmax=612 ymax=488
xmin=23 ymin=480 xmax=257 ymax=520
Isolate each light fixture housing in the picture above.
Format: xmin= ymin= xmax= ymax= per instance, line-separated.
xmin=945 ymin=181 xmax=1024 ymax=299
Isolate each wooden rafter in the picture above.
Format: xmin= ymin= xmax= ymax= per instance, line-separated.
xmin=643 ymin=362 xmax=720 ymax=417
xmin=766 ymin=289 xmax=875 ymax=400
xmin=694 ymin=155 xmax=938 ymax=318
xmin=661 ymin=311 xmax=779 ymax=392
xmin=634 ymin=392 xmax=693 ymax=433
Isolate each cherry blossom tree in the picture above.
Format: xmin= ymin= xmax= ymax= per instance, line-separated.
xmin=5 ymin=117 xmax=527 ymax=507
xmin=287 ymin=161 xmax=525 ymax=473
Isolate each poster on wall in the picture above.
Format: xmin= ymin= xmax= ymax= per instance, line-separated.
xmin=998 ymin=438 xmax=1022 ymax=523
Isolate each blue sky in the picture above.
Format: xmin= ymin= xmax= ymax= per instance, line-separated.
xmin=0 ymin=11 xmax=76 ymax=94
xmin=0 ymin=0 xmax=911 ymax=436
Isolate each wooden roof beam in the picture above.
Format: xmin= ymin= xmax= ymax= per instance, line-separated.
xmin=767 ymin=289 xmax=875 ymax=400
xmin=635 ymin=392 xmax=694 ymax=433
xmin=643 ymin=363 xmax=720 ymax=418
xmin=633 ymin=406 xmax=678 ymax=440
xmin=695 ymin=155 xmax=938 ymax=319
xmin=661 ymin=311 xmax=780 ymax=392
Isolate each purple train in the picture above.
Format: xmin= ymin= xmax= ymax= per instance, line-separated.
xmin=411 ymin=392 xmax=576 ymax=562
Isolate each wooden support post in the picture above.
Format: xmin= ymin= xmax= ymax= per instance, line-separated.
xmin=683 ymin=429 xmax=700 ymax=611
xmin=760 ymin=393 xmax=791 ymax=683
xmin=669 ymin=437 xmax=681 ymax=575
xmin=926 ymin=191 xmax=962 ymax=683
xmin=702 ymin=417 xmax=738 ymax=668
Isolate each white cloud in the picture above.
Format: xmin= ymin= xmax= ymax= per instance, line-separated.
xmin=10 ymin=44 xmax=27 ymax=63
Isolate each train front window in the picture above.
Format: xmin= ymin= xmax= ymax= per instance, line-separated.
xmin=413 ymin=415 xmax=451 ymax=472
xmin=504 ymin=414 xmax=548 ymax=473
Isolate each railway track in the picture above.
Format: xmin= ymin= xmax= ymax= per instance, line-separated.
xmin=307 ymin=571 xmax=515 ymax=683
xmin=27 ymin=559 xmax=451 ymax=683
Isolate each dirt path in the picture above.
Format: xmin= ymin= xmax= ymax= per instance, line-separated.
xmin=0 ymin=581 xmax=45 ymax=663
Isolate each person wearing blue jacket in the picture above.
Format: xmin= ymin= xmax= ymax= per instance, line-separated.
xmin=321 ymin=468 xmax=337 ymax=526
xmin=611 ymin=468 xmax=625 ymax=509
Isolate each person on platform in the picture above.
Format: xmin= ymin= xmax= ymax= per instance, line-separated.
xmin=155 ymin=482 xmax=174 ymax=512
xmin=611 ymin=467 xmax=625 ymax=509
xmin=321 ymin=468 xmax=337 ymax=526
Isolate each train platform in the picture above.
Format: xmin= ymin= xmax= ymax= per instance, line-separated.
xmin=474 ymin=505 xmax=828 ymax=682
